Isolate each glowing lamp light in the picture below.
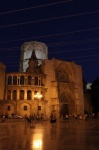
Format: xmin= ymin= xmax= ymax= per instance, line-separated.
xmin=33 ymin=139 xmax=42 ymax=149
xmin=34 ymin=92 xmax=42 ymax=99
xmin=32 ymin=133 xmax=43 ymax=149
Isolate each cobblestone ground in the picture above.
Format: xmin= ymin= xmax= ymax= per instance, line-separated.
xmin=0 ymin=119 xmax=99 ymax=150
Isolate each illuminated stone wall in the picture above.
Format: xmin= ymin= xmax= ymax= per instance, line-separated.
xmin=42 ymin=58 xmax=84 ymax=117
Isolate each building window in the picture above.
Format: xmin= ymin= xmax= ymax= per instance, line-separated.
xmin=28 ymin=76 xmax=32 ymax=85
xmin=20 ymin=90 xmax=24 ymax=100
xmin=27 ymin=90 xmax=31 ymax=100
xmin=13 ymin=76 xmax=17 ymax=85
xmin=13 ymin=90 xmax=17 ymax=100
xmin=8 ymin=76 xmax=12 ymax=85
xmin=7 ymin=90 xmax=11 ymax=100
xmin=24 ymin=106 xmax=27 ymax=111
xmin=38 ymin=106 xmax=41 ymax=111
xmin=35 ymin=76 xmax=38 ymax=85
xmin=7 ymin=106 xmax=10 ymax=111
xmin=20 ymin=75 xmax=24 ymax=85
xmin=56 ymin=70 xmax=69 ymax=82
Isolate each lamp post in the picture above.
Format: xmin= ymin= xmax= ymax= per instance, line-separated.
xmin=34 ymin=92 xmax=42 ymax=116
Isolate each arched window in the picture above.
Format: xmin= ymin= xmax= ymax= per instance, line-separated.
xmin=13 ymin=90 xmax=17 ymax=100
xmin=34 ymin=76 xmax=38 ymax=85
xmin=20 ymin=75 xmax=24 ymax=85
xmin=7 ymin=106 xmax=10 ymax=111
xmin=13 ymin=76 xmax=17 ymax=85
xmin=7 ymin=90 xmax=11 ymax=100
xmin=28 ymin=76 xmax=32 ymax=85
xmin=8 ymin=76 xmax=12 ymax=85
xmin=20 ymin=90 xmax=24 ymax=100
xmin=27 ymin=90 xmax=31 ymax=100
xmin=56 ymin=70 xmax=68 ymax=82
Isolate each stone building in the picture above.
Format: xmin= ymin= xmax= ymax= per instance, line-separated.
xmin=0 ymin=43 xmax=84 ymax=119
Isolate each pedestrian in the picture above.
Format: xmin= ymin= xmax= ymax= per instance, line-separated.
xmin=29 ymin=114 xmax=36 ymax=128
xmin=50 ymin=113 xmax=56 ymax=126
xmin=24 ymin=114 xmax=27 ymax=123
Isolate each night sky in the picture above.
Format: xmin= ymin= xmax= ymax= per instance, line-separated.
xmin=0 ymin=0 xmax=99 ymax=83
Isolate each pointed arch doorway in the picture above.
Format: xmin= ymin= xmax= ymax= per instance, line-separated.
xmin=60 ymin=103 xmax=68 ymax=118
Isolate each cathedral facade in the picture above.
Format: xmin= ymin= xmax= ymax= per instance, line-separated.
xmin=0 ymin=42 xmax=84 ymax=119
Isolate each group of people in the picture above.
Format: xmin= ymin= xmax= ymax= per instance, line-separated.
xmin=24 ymin=114 xmax=37 ymax=127
xmin=25 ymin=112 xmax=57 ymax=127
xmin=24 ymin=113 xmax=48 ymax=127
xmin=63 ymin=113 xmax=99 ymax=120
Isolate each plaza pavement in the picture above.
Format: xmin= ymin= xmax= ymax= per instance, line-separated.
xmin=0 ymin=118 xmax=99 ymax=150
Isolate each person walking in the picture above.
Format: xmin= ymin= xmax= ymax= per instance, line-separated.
xmin=50 ymin=113 xmax=56 ymax=126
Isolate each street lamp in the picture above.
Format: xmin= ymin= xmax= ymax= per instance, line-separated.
xmin=34 ymin=92 xmax=42 ymax=116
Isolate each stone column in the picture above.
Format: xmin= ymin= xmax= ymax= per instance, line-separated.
xmin=32 ymin=76 xmax=34 ymax=85
xmin=25 ymin=76 xmax=27 ymax=85
xmin=18 ymin=77 xmax=20 ymax=85
xmin=5 ymin=89 xmax=7 ymax=100
xmin=39 ymin=77 xmax=41 ymax=86
xmin=17 ymin=75 xmax=18 ymax=85
xmin=17 ymin=89 xmax=20 ymax=100
xmin=32 ymin=90 xmax=34 ymax=100
xmin=24 ymin=89 xmax=27 ymax=100
xmin=12 ymin=76 xmax=13 ymax=85
xmin=11 ymin=90 xmax=13 ymax=100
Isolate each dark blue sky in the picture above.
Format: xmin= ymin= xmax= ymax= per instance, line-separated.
xmin=0 ymin=0 xmax=99 ymax=83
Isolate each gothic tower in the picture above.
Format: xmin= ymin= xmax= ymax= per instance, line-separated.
xmin=19 ymin=41 xmax=48 ymax=72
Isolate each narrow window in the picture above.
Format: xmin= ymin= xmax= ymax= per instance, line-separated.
xmin=20 ymin=90 xmax=24 ymax=100
xmin=28 ymin=76 xmax=32 ymax=85
xmin=20 ymin=75 xmax=24 ymax=85
xmin=27 ymin=90 xmax=31 ymax=100
xmin=35 ymin=76 xmax=38 ymax=85
xmin=7 ymin=90 xmax=11 ymax=100
xmin=8 ymin=76 xmax=12 ymax=85
xmin=7 ymin=106 xmax=10 ymax=111
xmin=38 ymin=106 xmax=41 ymax=111
xmin=24 ymin=106 xmax=27 ymax=111
xmin=13 ymin=76 xmax=17 ymax=85
xmin=13 ymin=90 xmax=17 ymax=100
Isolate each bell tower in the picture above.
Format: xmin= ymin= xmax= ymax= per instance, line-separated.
xmin=26 ymin=50 xmax=38 ymax=73
xmin=19 ymin=41 xmax=48 ymax=72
